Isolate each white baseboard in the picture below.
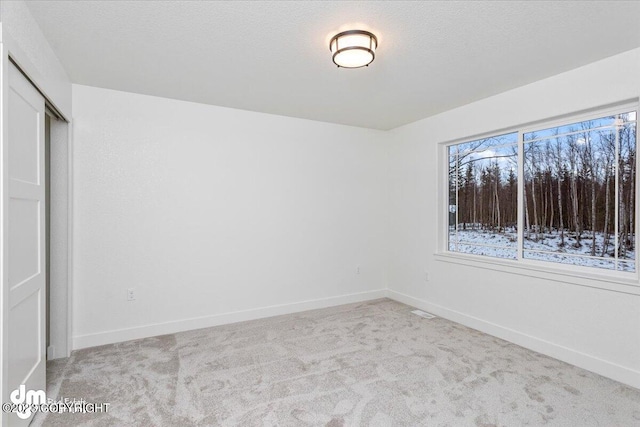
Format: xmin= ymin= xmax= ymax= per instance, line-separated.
xmin=73 ymin=289 xmax=387 ymax=350
xmin=387 ymin=289 xmax=640 ymax=390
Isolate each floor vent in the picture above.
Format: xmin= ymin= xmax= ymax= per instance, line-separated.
xmin=411 ymin=309 xmax=436 ymax=319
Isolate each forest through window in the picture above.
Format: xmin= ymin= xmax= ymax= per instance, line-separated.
xmin=448 ymin=109 xmax=637 ymax=272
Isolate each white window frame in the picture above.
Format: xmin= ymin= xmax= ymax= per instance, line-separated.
xmin=436 ymin=102 xmax=640 ymax=296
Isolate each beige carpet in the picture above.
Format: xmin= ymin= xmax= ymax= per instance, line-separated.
xmin=33 ymin=299 xmax=639 ymax=426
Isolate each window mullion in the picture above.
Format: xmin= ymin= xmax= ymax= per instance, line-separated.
xmin=517 ymin=131 xmax=524 ymax=261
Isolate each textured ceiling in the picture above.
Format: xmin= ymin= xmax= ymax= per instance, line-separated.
xmin=26 ymin=1 xmax=640 ymax=130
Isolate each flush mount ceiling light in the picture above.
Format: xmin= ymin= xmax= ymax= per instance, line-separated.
xmin=329 ymin=30 xmax=378 ymax=68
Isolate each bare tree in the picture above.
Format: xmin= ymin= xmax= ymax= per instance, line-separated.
xmin=553 ymin=134 xmax=566 ymax=247
xmin=566 ymin=132 xmax=582 ymax=247
xmin=598 ymin=130 xmax=616 ymax=257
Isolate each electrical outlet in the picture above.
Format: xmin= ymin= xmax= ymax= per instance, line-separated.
xmin=356 ymin=266 xmax=361 ymax=274
xmin=424 ymin=272 xmax=430 ymax=282
xmin=127 ymin=288 xmax=136 ymax=301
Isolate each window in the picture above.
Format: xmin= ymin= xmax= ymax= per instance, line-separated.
xmin=447 ymin=108 xmax=637 ymax=273
xmin=449 ymin=132 xmax=519 ymax=259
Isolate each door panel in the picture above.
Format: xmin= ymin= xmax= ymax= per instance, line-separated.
xmin=8 ymin=88 xmax=40 ymax=185
xmin=5 ymin=62 xmax=46 ymax=426
xmin=7 ymin=289 xmax=42 ymax=392
xmin=8 ymin=198 xmax=40 ymax=288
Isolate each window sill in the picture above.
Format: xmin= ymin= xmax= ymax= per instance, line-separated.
xmin=434 ymin=252 xmax=640 ymax=296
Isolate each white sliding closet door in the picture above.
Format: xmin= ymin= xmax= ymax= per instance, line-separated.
xmin=3 ymin=61 xmax=47 ymax=426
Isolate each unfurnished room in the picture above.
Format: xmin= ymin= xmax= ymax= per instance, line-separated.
xmin=0 ymin=1 xmax=639 ymax=426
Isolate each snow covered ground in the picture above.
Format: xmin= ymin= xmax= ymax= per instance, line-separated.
xmin=449 ymin=227 xmax=636 ymax=272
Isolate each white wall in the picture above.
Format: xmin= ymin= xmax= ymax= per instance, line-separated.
xmin=71 ymin=85 xmax=389 ymax=348
xmin=387 ymin=48 xmax=640 ymax=388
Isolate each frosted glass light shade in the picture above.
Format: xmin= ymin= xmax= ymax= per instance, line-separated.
xmin=329 ymin=30 xmax=378 ymax=68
